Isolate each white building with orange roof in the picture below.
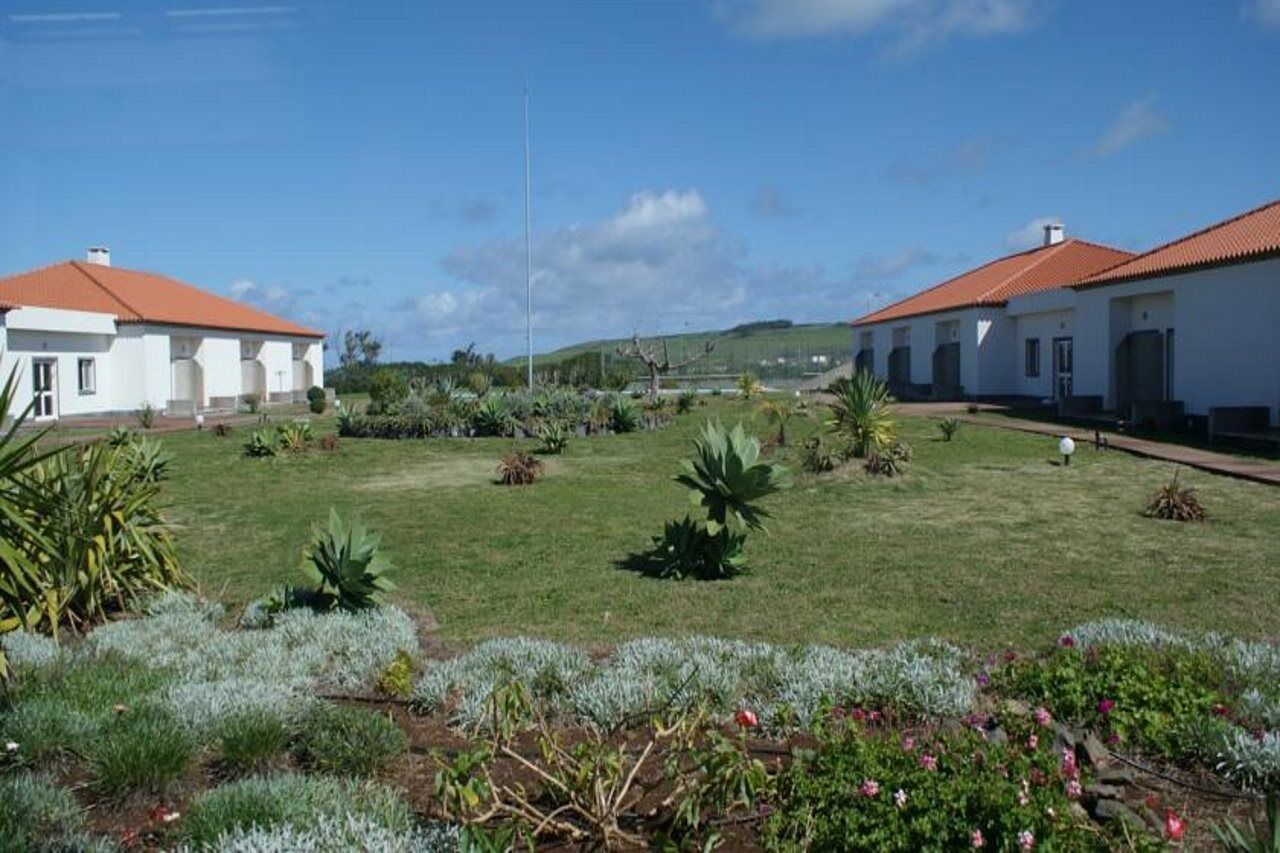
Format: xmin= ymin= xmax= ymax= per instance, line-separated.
xmin=0 ymin=248 xmax=324 ymax=420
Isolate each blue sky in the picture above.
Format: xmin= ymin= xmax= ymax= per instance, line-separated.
xmin=2 ymin=0 xmax=1278 ymax=362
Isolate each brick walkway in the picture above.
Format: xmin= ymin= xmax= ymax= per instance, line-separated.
xmin=900 ymin=405 xmax=1280 ymax=486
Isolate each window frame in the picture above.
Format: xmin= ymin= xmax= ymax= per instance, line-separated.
xmin=77 ymin=357 xmax=97 ymax=395
xmin=1024 ymin=338 xmax=1041 ymax=378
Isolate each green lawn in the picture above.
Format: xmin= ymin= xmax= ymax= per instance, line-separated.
xmin=151 ymin=399 xmax=1280 ymax=651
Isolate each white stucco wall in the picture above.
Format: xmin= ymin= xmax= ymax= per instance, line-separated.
xmin=1 ymin=307 xmax=118 ymax=418
xmin=853 ymin=306 xmax=1016 ymax=396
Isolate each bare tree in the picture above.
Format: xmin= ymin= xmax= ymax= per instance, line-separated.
xmin=616 ymin=334 xmax=715 ymax=400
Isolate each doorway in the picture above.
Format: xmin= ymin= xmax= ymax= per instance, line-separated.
xmin=32 ymin=359 xmax=56 ymax=419
xmin=1052 ymin=337 xmax=1073 ymax=400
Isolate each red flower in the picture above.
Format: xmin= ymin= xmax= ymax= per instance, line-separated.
xmin=1212 ymin=704 xmax=1231 ymax=717
xmin=734 ymin=708 xmax=759 ymax=729
xmin=1164 ymin=809 xmax=1186 ymax=841
xmin=850 ymin=708 xmax=867 ymax=722
xmin=120 ymin=829 xmax=139 ymax=849
xmin=1058 ymin=635 xmax=1076 ymax=648
xmin=1097 ymin=698 xmax=1115 ymax=716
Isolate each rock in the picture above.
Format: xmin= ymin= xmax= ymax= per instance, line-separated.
xmin=1094 ymin=763 xmax=1135 ymax=785
xmin=1082 ymin=732 xmax=1110 ymax=767
xmin=984 ymin=726 xmax=1007 ymax=746
xmin=1084 ymin=783 xmax=1122 ymax=800
xmin=1137 ymin=805 xmax=1165 ymax=834
xmin=1053 ymin=722 xmax=1078 ymax=748
xmin=1093 ymin=799 xmax=1146 ymax=831
xmin=1069 ymin=802 xmax=1091 ymax=822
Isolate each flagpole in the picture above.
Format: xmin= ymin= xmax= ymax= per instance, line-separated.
xmin=524 ymin=79 xmax=534 ymax=390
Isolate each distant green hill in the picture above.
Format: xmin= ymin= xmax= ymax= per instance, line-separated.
xmin=515 ymin=321 xmax=852 ymax=381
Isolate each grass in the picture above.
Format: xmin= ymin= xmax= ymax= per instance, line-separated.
xmin=146 ymin=399 xmax=1280 ymax=650
xmin=293 ymin=703 xmax=407 ymax=777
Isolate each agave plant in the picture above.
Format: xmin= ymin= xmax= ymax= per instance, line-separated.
xmin=276 ymin=420 xmax=315 ymax=452
xmin=243 ymin=429 xmax=277 ymax=458
xmin=649 ymin=516 xmax=746 ymax=580
xmin=473 ymin=396 xmax=514 ymax=437
xmin=300 ymin=509 xmax=395 ymax=612
xmin=676 ymin=389 xmax=698 ymax=414
xmin=609 ymin=396 xmax=641 ymax=434
xmin=537 ymin=420 xmax=570 ymax=455
xmin=106 ymin=426 xmax=135 ymax=448
xmin=677 ymin=420 xmax=785 ymax=538
xmin=827 ymin=371 xmax=896 ymax=458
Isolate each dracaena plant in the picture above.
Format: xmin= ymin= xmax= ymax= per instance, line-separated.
xmin=301 ymin=509 xmax=395 ymax=612
xmin=827 ymin=371 xmax=896 ymax=458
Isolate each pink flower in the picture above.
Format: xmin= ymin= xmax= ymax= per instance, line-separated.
xmin=1003 ymin=651 xmax=1018 ymax=663
xmin=901 ymin=736 xmax=916 ymax=752
xmin=1097 ymin=698 xmax=1115 ymax=716
xmin=1065 ymin=779 xmax=1082 ymax=799
xmin=975 ymin=672 xmax=990 ymax=687
xmin=971 ymin=829 xmax=986 ymax=848
xmin=850 ymin=708 xmax=867 ymax=722
xmin=1059 ymin=634 xmax=1076 ymax=648
xmin=1018 ymin=829 xmax=1036 ymax=850
xmin=893 ymin=788 xmax=908 ymax=809
xmin=868 ymin=709 xmax=882 ymax=722
xmin=734 ymin=708 xmax=759 ymax=729
xmin=1212 ymin=704 xmax=1231 ymax=718
xmin=1165 ymin=809 xmax=1186 ymax=841
xmin=1105 ymin=732 xmax=1120 ymax=746
xmin=919 ymin=753 xmax=938 ymax=772
xmin=1033 ymin=707 xmax=1051 ymax=727
xmin=1026 ymin=734 xmax=1039 ymax=751
xmin=860 ymin=779 xmax=880 ymax=798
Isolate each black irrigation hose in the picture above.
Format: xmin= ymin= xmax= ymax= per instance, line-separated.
xmin=1106 ymin=749 xmax=1263 ymax=802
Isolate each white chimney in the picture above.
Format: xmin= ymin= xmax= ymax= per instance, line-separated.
xmin=86 ymin=246 xmax=111 ymax=267
xmin=1042 ymin=223 xmax=1064 ymax=247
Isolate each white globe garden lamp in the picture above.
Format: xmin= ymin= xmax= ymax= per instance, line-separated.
xmin=1059 ymin=436 xmax=1076 ymax=466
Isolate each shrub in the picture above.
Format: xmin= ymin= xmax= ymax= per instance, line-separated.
xmin=764 ymin=720 xmax=1105 ymax=850
xmin=368 ymin=368 xmax=409 ymax=413
xmin=136 ymin=403 xmax=157 ymax=429
xmin=377 ymin=650 xmax=416 ymax=698
xmin=757 ymin=398 xmax=797 ymax=446
xmin=14 ymin=441 xmax=187 ymax=633
xmin=212 ymin=422 xmax=233 ymax=437
xmin=243 ymin=428 xmax=277 ymax=457
xmin=473 ymin=396 xmax=514 ymax=437
xmin=938 ymin=417 xmax=961 ymax=441
xmin=648 ymin=515 xmax=746 ymax=580
xmin=299 ymin=509 xmax=395 ymax=612
xmin=1145 ymin=469 xmax=1206 ymax=521
xmin=86 ymin=702 xmax=196 ymax=795
xmin=0 ymin=772 xmax=98 ymax=851
xmin=106 ymin=426 xmax=134 ymax=447
xmin=801 ymin=434 xmax=839 ymax=474
xmin=735 ymin=372 xmax=762 ymax=399
xmin=201 ymin=814 xmax=458 ymax=852
xmin=497 ymin=450 xmax=544 ymax=485
xmin=609 ymin=395 xmax=641 ymax=433
xmin=337 ymin=413 xmax=432 ymax=439
xmin=276 ymin=420 xmax=314 ymax=452
xmin=215 ymin=708 xmax=292 ymax=776
xmin=865 ymin=440 xmax=911 ymax=477
xmin=827 ymin=371 xmax=895 ymax=457
xmin=468 ymin=371 xmax=492 ymax=398
xmin=307 ymin=385 xmax=326 ymax=414
xmin=537 ymin=419 xmax=570 ymax=455
xmin=294 ymin=702 xmax=407 ymax=777
xmin=182 ymin=774 xmax=415 ymax=847
xmin=241 ymin=393 xmax=261 ymax=414
xmin=676 ymin=389 xmax=698 ymax=414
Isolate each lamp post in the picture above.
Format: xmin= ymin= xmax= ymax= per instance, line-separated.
xmin=1059 ymin=436 xmax=1076 ymax=466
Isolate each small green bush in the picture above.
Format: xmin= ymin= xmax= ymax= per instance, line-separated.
xmin=243 ymin=428 xmax=277 ymax=458
xmin=276 ymin=420 xmax=314 ymax=452
xmin=609 ymin=396 xmax=642 ymax=433
xmin=294 ymin=703 xmax=407 ymax=777
xmin=801 ymin=434 xmax=838 ymax=474
xmin=764 ymin=720 xmax=1106 ymax=850
xmin=86 ymin=702 xmax=196 ymax=795
xmin=136 ymin=403 xmax=157 ymax=429
xmin=336 ymin=413 xmax=432 ymax=439
xmin=676 ymin=389 xmax=698 ymax=414
xmin=0 ymin=772 xmax=99 ymax=851
xmin=367 ymin=369 xmax=409 ymax=413
xmin=216 ymin=708 xmax=292 ymax=776
xmin=376 ymin=650 xmax=416 ymax=698
xmin=997 ymin=643 xmax=1226 ymax=761
xmin=307 ymin=385 xmax=326 ymax=414
xmin=182 ymin=774 xmax=414 ymax=847
xmin=938 ymin=417 xmax=961 ymax=441
xmin=537 ymin=420 xmax=570 ymax=454
xmin=300 ymin=509 xmax=395 ymax=612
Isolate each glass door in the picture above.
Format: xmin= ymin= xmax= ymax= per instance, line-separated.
xmin=1052 ymin=337 xmax=1073 ymax=400
xmin=32 ymin=359 xmax=56 ymax=419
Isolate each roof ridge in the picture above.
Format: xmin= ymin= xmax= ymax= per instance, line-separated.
xmin=975 ymin=238 xmax=1073 ymax=301
xmin=1082 ymin=195 xmax=1280 ymax=283
xmin=68 ymin=260 xmax=144 ymax=321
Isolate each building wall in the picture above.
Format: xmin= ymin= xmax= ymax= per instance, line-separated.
xmin=1 ymin=307 xmax=119 ymax=418
xmin=853 ymin=307 xmax=1013 ymax=397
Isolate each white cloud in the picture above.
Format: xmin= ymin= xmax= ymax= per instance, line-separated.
xmin=1005 ymin=216 xmax=1060 ymax=250
xmin=713 ymin=0 xmax=1038 ymax=51
xmin=1243 ymin=0 xmax=1280 ymax=27
xmin=1092 ymin=97 xmax=1169 ymax=158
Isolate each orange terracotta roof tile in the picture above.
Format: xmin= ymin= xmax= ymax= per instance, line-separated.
xmin=1078 ymin=197 xmax=1280 ymax=288
xmin=852 ymin=239 xmax=1134 ymax=326
xmin=0 ymin=261 xmax=322 ymax=338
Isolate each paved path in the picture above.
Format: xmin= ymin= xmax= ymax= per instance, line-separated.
xmin=903 ymin=405 xmax=1280 ymax=486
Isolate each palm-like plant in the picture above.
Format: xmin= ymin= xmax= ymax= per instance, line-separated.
xmin=473 ymin=396 xmax=514 ymax=437
xmin=676 ymin=420 xmax=785 ymax=537
xmin=827 ymin=371 xmax=896 ymax=458
xmin=756 ymin=398 xmax=797 ymax=447
xmin=301 ymin=509 xmax=395 ymax=612
xmin=736 ymin=373 xmax=763 ymax=400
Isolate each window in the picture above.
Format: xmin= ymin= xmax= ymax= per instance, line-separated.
xmin=1024 ymin=339 xmax=1041 ymax=378
xmin=78 ymin=358 xmax=96 ymax=395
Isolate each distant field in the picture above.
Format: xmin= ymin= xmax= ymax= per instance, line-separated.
xmin=518 ymin=323 xmax=853 ymax=380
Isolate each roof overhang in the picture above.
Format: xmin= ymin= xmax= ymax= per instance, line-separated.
xmin=850 ymin=301 xmax=1003 ymax=327
xmin=1073 ymin=249 xmax=1280 ymax=291
xmin=4 ymin=305 xmax=117 ymax=335
xmin=118 ymin=319 xmax=325 ymax=340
